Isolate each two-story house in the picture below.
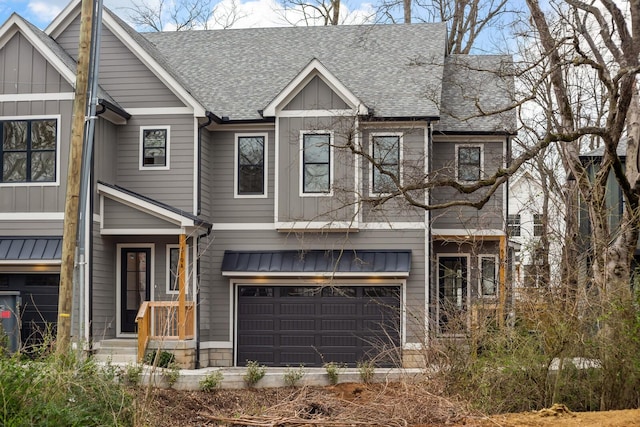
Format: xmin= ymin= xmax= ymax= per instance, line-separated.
xmin=0 ymin=0 xmax=515 ymax=368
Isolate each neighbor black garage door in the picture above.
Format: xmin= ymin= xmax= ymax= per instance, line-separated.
xmin=237 ymin=285 xmax=401 ymax=367
xmin=0 ymin=274 xmax=59 ymax=349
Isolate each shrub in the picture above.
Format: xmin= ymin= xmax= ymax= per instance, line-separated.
xmin=324 ymin=362 xmax=345 ymax=385
xmin=243 ymin=360 xmax=266 ymax=387
xmin=283 ymin=365 xmax=305 ymax=387
xmin=200 ymin=370 xmax=224 ymax=392
xmin=357 ymin=360 xmax=375 ymax=384
xmin=144 ymin=350 xmax=175 ymax=368
xmin=162 ymin=362 xmax=181 ymax=388
xmin=122 ymin=363 xmax=143 ymax=386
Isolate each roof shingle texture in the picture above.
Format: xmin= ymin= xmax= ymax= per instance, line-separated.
xmin=142 ymin=24 xmax=448 ymax=120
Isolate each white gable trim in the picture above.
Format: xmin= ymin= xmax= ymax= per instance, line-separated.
xmin=263 ymin=58 xmax=367 ymax=117
xmin=45 ymin=2 xmax=206 ymax=117
xmin=97 ymin=183 xmax=196 ymax=228
xmin=0 ymin=15 xmax=76 ymax=86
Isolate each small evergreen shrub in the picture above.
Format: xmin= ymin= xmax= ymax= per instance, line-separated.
xmin=324 ymin=362 xmax=345 ymax=385
xmin=200 ymin=370 xmax=224 ymax=392
xmin=243 ymin=360 xmax=266 ymax=387
xmin=144 ymin=349 xmax=175 ymax=368
xmin=283 ymin=365 xmax=305 ymax=387
xmin=357 ymin=360 xmax=375 ymax=384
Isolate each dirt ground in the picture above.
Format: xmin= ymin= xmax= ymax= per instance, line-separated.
xmin=141 ymin=383 xmax=640 ymax=426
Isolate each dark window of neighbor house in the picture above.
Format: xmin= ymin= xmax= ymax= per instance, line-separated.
xmin=372 ymin=134 xmax=401 ymax=194
xmin=507 ymin=214 xmax=521 ymax=237
xmin=457 ymin=145 xmax=482 ymax=181
xmin=302 ymin=133 xmax=331 ymax=193
xmin=1 ymin=119 xmax=57 ymax=183
xmin=141 ymin=128 xmax=168 ymax=168
xmin=237 ymin=136 xmax=265 ymax=195
xmin=533 ymin=213 xmax=544 ymax=236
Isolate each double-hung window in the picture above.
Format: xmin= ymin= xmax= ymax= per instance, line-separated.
xmin=167 ymin=244 xmax=189 ymax=294
xmin=140 ymin=126 xmax=169 ymax=169
xmin=533 ymin=213 xmax=544 ymax=236
xmin=456 ymin=145 xmax=482 ymax=182
xmin=236 ymin=134 xmax=266 ymax=197
xmin=507 ymin=214 xmax=521 ymax=237
xmin=1 ymin=118 xmax=57 ymax=183
xmin=371 ymin=134 xmax=401 ymax=194
xmin=301 ymin=132 xmax=331 ymax=194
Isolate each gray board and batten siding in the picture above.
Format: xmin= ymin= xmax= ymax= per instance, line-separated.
xmin=208 ymin=129 xmax=275 ymax=224
xmin=53 ymin=17 xmax=184 ymax=109
xmin=283 ymin=76 xmax=350 ymax=111
xmin=199 ymin=229 xmax=426 ymax=344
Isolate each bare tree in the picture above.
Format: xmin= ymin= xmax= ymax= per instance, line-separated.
xmin=520 ymin=0 xmax=640 ymax=297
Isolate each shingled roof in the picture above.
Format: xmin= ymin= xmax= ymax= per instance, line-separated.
xmin=142 ymin=23 xmax=449 ymax=121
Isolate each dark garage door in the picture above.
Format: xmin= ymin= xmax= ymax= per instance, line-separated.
xmin=0 ymin=274 xmax=59 ymax=349
xmin=237 ymin=285 xmax=401 ymax=367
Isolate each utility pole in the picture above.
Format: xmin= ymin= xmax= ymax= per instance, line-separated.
xmin=57 ymin=0 xmax=94 ymax=353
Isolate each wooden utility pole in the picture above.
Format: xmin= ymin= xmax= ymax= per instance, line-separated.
xmin=57 ymin=0 xmax=94 ymax=353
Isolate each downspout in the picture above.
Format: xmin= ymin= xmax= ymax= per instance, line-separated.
xmin=76 ymin=0 xmax=103 ymax=348
xmin=195 ymin=113 xmax=213 ymax=368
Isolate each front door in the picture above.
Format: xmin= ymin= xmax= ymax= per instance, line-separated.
xmin=438 ymin=256 xmax=468 ymax=334
xmin=121 ymin=248 xmax=151 ymax=333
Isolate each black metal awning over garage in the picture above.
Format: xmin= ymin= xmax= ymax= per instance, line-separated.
xmin=222 ymin=250 xmax=412 ymax=277
xmin=0 ymin=237 xmax=62 ymax=263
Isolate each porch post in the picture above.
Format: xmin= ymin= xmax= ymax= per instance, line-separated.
xmin=498 ymin=235 xmax=507 ymax=327
xmin=178 ymin=233 xmax=187 ymax=340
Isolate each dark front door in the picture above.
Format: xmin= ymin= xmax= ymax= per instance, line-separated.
xmin=121 ymin=248 xmax=151 ymax=333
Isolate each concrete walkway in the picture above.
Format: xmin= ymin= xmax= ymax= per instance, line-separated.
xmin=137 ymin=366 xmax=425 ymax=391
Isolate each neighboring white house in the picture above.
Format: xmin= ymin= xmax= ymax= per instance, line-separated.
xmin=508 ymin=171 xmax=565 ymax=298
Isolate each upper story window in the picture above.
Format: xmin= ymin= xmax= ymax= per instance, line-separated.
xmin=235 ymin=134 xmax=266 ymax=197
xmin=301 ymin=132 xmax=332 ymax=195
xmin=533 ymin=213 xmax=544 ymax=236
xmin=1 ymin=118 xmax=57 ymax=183
xmin=507 ymin=214 xmax=521 ymax=237
xmin=140 ymin=126 xmax=169 ymax=170
xmin=371 ymin=133 xmax=401 ymax=194
xmin=456 ymin=144 xmax=482 ymax=182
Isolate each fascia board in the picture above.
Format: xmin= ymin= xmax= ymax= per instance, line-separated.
xmin=263 ymin=58 xmax=367 ymax=117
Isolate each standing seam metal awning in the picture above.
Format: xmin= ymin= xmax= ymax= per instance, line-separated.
xmin=0 ymin=237 xmax=63 ymax=263
xmin=221 ymin=250 xmax=412 ymax=277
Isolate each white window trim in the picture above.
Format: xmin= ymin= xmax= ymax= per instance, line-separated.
xmin=368 ymin=132 xmax=403 ymax=196
xmin=478 ymin=254 xmax=499 ymax=298
xmin=454 ymin=143 xmax=484 ymax=183
xmin=436 ymin=253 xmax=471 ymax=337
xmin=0 ymin=115 xmax=61 ymax=187
xmin=234 ymin=133 xmax=268 ymax=199
xmin=299 ymin=130 xmax=334 ymax=197
xmin=139 ymin=126 xmax=170 ymax=171
xmin=166 ymin=243 xmax=190 ymax=295
xmin=115 ymin=243 xmax=155 ymax=338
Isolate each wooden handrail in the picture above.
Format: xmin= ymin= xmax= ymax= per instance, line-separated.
xmin=135 ymin=301 xmax=195 ymax=362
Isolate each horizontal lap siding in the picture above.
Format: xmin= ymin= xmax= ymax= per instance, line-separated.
xmin=102 ymin=198 xmax=177 ymax=229
xmin=201 ymin=229 xmax=426 ymax=344
xmin=278 ymin=117 xmax=357 ymax=224
xmin=209 ymin=129 xmax=275 ymax=223
xmin=91 ymin=232 xmax=116 ymax=339
xmin=116 ymin=115 xmax=195 ymax=212
xmin=431 ymin=137 xmax=505 ymax=231
xmin=361 ymin=126 xmax=427 ymax=224
xmin=54 ymin=19 xmax=183 ymax=108
xmin=0 ymin=220 xmax=62 ymax=235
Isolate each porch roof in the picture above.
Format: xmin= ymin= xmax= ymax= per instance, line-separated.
xmin=0 ymin=237 xmax=62 ymax=263
xmin=221 ymin=250 xmax=412 ymax=278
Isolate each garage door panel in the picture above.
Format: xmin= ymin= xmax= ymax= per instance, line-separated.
xmin=237 ymin=285 xmax=400 ymax=367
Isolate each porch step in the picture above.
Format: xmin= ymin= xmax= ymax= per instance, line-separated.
xmin=93 ymin=339 xmax=139 ymax=364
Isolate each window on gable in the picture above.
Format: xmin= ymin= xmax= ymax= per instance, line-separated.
xmin=302 ymin=133 xmax=331 ymax=194
xmin=507 ymin=214 xmax=521 ymax=237
xmin=141 ymin=127 xmax=169 ymax=169
xmin=533 ymin=213 xmax=544 ymax=236
xmin=236 ymin=135 xmax=265 ymax=196
xmin=480 ymin=255 xmax=497 ymax=297
xmin=1 ymin=119 xmax=57 ymax=183
xmin=457 ymin=145 xmax=482 ymax=181
xmin=371 ymin=134 xmax=401 ymax=194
